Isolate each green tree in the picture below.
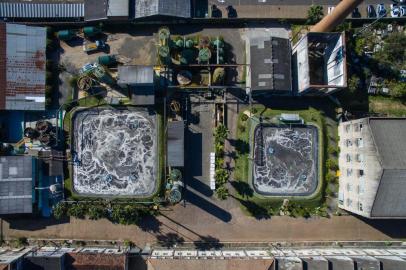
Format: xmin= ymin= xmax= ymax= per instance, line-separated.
xmin=307 ymin=5 xmax=324 ymax=25
xmin=347 ymin=75 xmax=361 ymax=94
xmin=88 ymin=205 xmax=107 ymax=220
xmin=214 ymin=124 xmax=228 ymax=142
xmin=389 ymin=82 xmax=406 ymax=99
xmin=53 ymin=202 xmax=68 ymax=219
xmin=326 ymin=158 xmax=339 ymax=171
xmin=216 ymin=186 xmax=229 ymax=200
xmin=381 ymin=32 xmax=406 ymax=65
xmin=67 ymin=203 xmax=88 ymax=219
xmin=215 ymin=168 xmax=228 ymax=186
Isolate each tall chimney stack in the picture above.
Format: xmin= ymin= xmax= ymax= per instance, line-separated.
xmin=311 ymin=0 xmax=364 ymax=32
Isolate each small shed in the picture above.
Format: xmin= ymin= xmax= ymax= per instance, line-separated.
xmin=118 ymin=66 xmax=156 ymax=105
xmin=168 ymin=121 xmax=184 ymax=167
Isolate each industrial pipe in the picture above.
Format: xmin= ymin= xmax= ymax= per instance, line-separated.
xmin=311 ymin=0 xmax=364 ymax=32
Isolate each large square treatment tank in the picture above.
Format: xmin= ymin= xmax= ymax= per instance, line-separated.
xmin=72 ymin=107 xmax=157 ymax=197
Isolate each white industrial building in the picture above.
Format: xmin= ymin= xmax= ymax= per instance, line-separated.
xmin=338 ymin=118 xmax=406 ymax=218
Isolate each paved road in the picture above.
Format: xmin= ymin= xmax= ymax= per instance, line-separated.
xmin=208 ymin=0 xmax=397 ymax=19
xmin=3 ymin=202 xmax=406 ymax=246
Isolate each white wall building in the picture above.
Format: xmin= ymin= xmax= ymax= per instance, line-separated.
xmin=338 ymin=118 xmax=406 ymax=218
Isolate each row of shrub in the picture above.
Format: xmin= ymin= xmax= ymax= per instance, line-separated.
xmin=213 ymin=124 xmax=229 ymax=200
xmin=53 ymin=202 xmax=157 ymax=225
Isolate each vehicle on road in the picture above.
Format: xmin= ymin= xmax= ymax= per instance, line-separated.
xmin=83 ymin=40 xmax=106 ymax=53
xmin=377 ymin=4 xmax=386 ymax=17
xmin=367 ymin=5 xmax=376 ymax=18
xmin=390 ymin=4 xmax=400 ymax=17
xmin=352 ymin=7 xmax=361 ymax=18
xmin=400 ymin=5 xmax=406 ymax=16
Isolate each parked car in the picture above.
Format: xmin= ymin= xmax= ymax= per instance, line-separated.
xmin=352 ymin=7 xmax=361 ymax=18
xmin=390 ymin=4 xmax=400 ymax=17
xmin=377 ymin=4 xmax=386 ymax=17
xmin=80 ymin=63 xmax=97 ymax=74
xmin=367 ymin=5 xmax=376 ymax=18
xmin=400 ymin=6 xmax=406 ymax=16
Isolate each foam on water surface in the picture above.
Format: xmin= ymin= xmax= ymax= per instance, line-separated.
xmin=72 ymin=108 xmax=157 ymax=196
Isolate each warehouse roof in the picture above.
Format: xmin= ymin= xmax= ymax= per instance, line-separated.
xmin=107 ymin=0 xmax=129 ymax=17
xmin=0 ymin=156 xmax=33 ymax=214
xmin=118 ymin=66 xmax=154 ymax=85
xmin=134 ymin=0 xmax=191 ymax=18
xmin=84 ymin=0 xmax=108 ymax=21
xmin=367 ymin=118 xmax=406 ymax=218
xmin=147 ymin=258 xmax=273 ymax=270
xmin=249 ymin=37 xmax=291 ymax=92
xmin=167 ymin=121 xmax=184 ymax=167
xmin=67 ymin=252 xmax=127 ymax=270
xmin=0 ymin=23 xmax=46 ymax=110
xmin=0 ymin=2 xmax=84 ymax=18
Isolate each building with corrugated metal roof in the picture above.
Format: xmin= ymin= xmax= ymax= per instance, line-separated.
xmin=0 ymin=156 xmax=33 ymax=215
xmin=0 ymin=2 xmax=84 ymax=19
xmin=0 ymin=23 xmax=46 ymax=111
xmin=135 ymin=0 xmax=191 ymax=19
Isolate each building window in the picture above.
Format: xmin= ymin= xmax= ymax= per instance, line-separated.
xmin=359 ymin=123 xmax=363 ymax=131
xmin=346 ymin=183 xmax=352 ymax=191
xmin=359 ymin=169 xmax=364 ymax=177
xmin=347 ymin=168 xmax=353 ymax=176
xmin=358 ymin=202 xmax=363 ymax=211
xmin=347 ymin=198 xmax=353 ymax=207
xmin=356 ymin=154 xmax=364 ymax=163
xmin=346 ymin=139 xmax=353 ymax=147
xmin=345 ymin=125 xmax=351 ymax=133
xmin=346 ymin=154 xmax=352 ymax=162
xmin=355 ymin=138 xmax=363 ymax=147
xmin=358 ymin=184 xmax=364 ymax=195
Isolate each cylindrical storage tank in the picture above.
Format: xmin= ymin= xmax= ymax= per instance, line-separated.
xmin=83 ymin=26 xmax=101 ymax=37
xmin=168 ymin=185 xmax=182 ymax=204
xmin=198 ymin=47 xmax=211 ymax=63
xmin=159 ymin=46 xmax=170 ymax=58
xmin=212 ymin=67 xmax=225 ymax=85
xmin=177 ymin=71 xmax=192 ymax=86
xmin=185 ymin=39 xmax=194 ymax=48
xmin=24 ymin=127 xmax=38 ymax=139
xmin=170 ymin=169 xmax=182 ymax=182
xmin=36 ymin=120 xmax=52 ymax=134
xmin=97 ymin=55 xmax=116 ymax=66
xmin=175 ymin=39 xmax=184 ymax=48
xmin=211 ymin=38 xmax=224 ymax=48
xmin=180 ymin=49 xmax=195 ymax=65
xmin=57 ymin=30 xmax=76 ymax=41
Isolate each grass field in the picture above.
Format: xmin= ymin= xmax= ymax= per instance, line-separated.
xmin=369 ymin=96 xmax=406 ymax=117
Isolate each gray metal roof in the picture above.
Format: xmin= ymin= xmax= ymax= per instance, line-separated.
xmin=107 ymin=0 xmax=129 ymax=17
xmin=352 ymin=256 xmax=380 ymax=270
xmin=300 ymin=257 xmax=328 ymax=270
xmin=0 ymin=156 xmax=33 ymax=214
xmin=325 ymin=256 xmax=354 ymax=270
xmin=134 ymin=0 xmax=191 ymax=18
xmin=371 ymin=169 xmax=406 ymax=218
xmin=376 ymin=256 xmax=406 ymax=270
xmin=369 ymin=118 xmax=406 ymax=169
xmin=118 ymin=66 xmax=154 ymax=85
xmin=85 ymin=0 xmax=107 ymax=21
xmin=0 ymin=2 xmax=84 ymax=18
xmin=167 ymin=121 xmax=184 ymax=167
xmin=276 ymin=257 xmax=302 ymax=270
xmin=250 ymin=37 xmax=291 ymax=92
xmin=130 ymin=86 xmax=155 ymax=105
